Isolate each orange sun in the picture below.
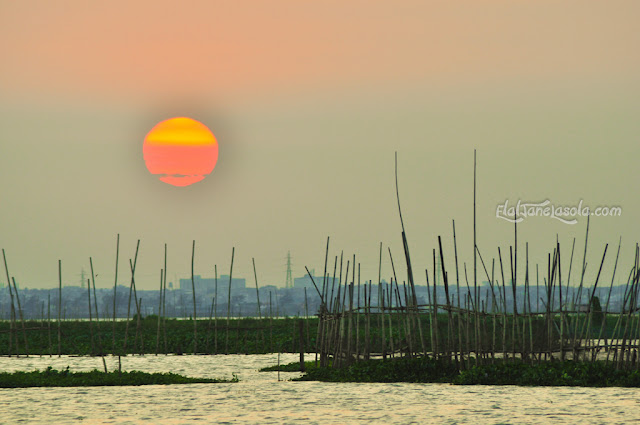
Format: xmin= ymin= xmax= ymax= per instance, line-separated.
xmin=143 ymin=117 xmax=218 ymax=187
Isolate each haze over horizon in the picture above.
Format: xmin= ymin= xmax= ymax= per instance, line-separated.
xmin=1 ymin=1 xmax=639 ymax=290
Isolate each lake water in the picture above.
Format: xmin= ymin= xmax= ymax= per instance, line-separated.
xmin=0 ymin=354 xmax=639 ymax=424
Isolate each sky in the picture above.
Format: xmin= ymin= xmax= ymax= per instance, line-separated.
xmin=1 ymin=1 xmax=639 ymax=291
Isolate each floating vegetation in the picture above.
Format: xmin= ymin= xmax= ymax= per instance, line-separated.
xmin=295 ymin=357 xmax=458 ymax=383
xmin=295 ymin=357 xmax=640 ymax=387
xmin=0 ymin=366 xmax=238 ymax=388
xmin=259 ymin=360 xmax=318 ymax=372
xmin=453 ymin=360 xmax=640 ymax=387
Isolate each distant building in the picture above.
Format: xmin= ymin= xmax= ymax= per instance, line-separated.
xmin=179 ymin=275 xmax=245 ymax=294
xmin=294 ymin=275 xmax=325 ymax=290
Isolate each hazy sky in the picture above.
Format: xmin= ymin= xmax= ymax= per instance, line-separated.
xmin=1 ymin=1 xmax=639 ymax=290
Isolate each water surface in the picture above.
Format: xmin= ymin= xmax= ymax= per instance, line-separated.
xmin=0 ymin=354 xmax=638 ymax=424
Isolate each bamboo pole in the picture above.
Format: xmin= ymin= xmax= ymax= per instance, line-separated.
xmin=155 ymin=269 xmax=163 ymax=355
xmin=438 ymin=236 xmax=454 ymax=362
xmin=329 ymin=256 xmax=338 ymax=314
xmin=135 ymin=298 xmax=143 ymax=354
xmin=572 ymin=217 xmax=590 ymax=357
xmin=380 ymin=280 xmax=386 ymax=360
xmin=253 ymin=258 xmax=262 ymax=319
xmin=364 ymin=281 xmax=370 ymax=360
xmin=580 ymin=244 xmax=608 ymax=361
xmin=608 ymin=267 xmax=634 ymax=364
xmin=58 ymin=259 xmax=62 ymax=357
xmin=425 ymin=268 xmax=433 ymax=357
xmin=47 ymin=293 xmax=52 ymax=357
xmin=595 ymin=237 xmax=621 ymax=362
xmin=509 ymin=246 xmax=519 ymax=360
xmin=226 ymin=247 xmax=235 ymax=354
xmin=87 ymin=278 xmax=94 ymax=354
xmin=526 ymin=244 xmax=534 ymax=361
xmin=89 ymin=263 xmax=107 ymax=372
xmin=473 ymin=149 xmax=478 ymax=362
xmin=205 ymin=291 xmax=215 ymax=353
xmin=299 ymin=319 xmax=305 ymax=371
xmin=3 ymin=249 xmax=17 ymax=356
xmin=123 ymin=240 xmax=140 ymax=354
xmin=112 ymin=234 xmax=120 ymax=353
xmin=213 ymin=265 xmax=218 ymax=354
xmin=162 ymin=244 xmax=168 ymax=353
xmin=10 ymin=277 xmax=28 ymax=356
xmin=269 ymin=291 xmax=273 ymax=353
xmin=316 ymin=237 xmax=330 ymax=366
xmin=618 ymin=259 xmax=638 ymax=369
xmin=387 ymin=284 xmax=395 ymax=357
xmin=497 ymin=249 xmax=508 ymax=360
xmin=305 ymin=287 xmax=310 ymax=348
xmin=452 ymin=220 xmax=466 ymax=368
xmin=191 ymin=240 xmax=198 ymax=354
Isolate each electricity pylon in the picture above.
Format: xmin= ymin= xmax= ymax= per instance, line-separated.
xmin=285 ymin=251 xmax=294 ymax=288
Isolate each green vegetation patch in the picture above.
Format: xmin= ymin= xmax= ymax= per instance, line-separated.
xmin=259 ymin=360 xmax=318 ymax=372
xmin=296 ymin=357 xmax=640 ymax=387
xmin=0 ymin=366 xmax=238 ymax=388
xmin=453 ymin=360 xmax=640 ymax=387
xmin=295 ymin=357 xmax=459 ymax=383
xmin=0 ymin=316 xmax=318 ymax=356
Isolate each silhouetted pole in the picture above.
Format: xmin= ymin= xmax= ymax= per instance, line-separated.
xmin=58 ymin=259 xmax=62 ymax=357
xmin=191 ymin=240 xmax=198 ymax=354
xmin=299 ymin=319 xmax=305 ymax=371
xmin=112 ymin=234 xmax=120 ymax=352
xmin=226 ymin=247 xmax=235 ymax=354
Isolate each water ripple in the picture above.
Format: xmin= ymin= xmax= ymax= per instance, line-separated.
xmin=0 ymin=354 xmax=639 ymax=424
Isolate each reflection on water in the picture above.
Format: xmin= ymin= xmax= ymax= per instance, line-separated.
xmin=1 ymin=354 xmax=639 ymax=424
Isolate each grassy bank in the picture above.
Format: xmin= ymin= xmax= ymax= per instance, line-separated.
xmin=294 ymin=357 xmax=640 ymax=387
xmin=0 ymin=366 xmax=237 ymax=388
xmin=0 ymin=316 xmax=318 ymax=356
xmin=0 ymin=313 xmax=625 ymax=356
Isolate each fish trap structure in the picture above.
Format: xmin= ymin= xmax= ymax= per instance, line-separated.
xmin=309 ymin=152 xmax=640 ymax=371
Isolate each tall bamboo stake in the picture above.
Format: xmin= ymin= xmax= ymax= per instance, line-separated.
xmin=3 ymin=249 xmax=16 ymax=356
xmin=226 ymin=247 xmax=235 ymax=354
xmin=112 ymin=234 xmax=120 ymax=352
xmin=304 ymin=286 xmax=310 ymax=347
xmin=87 ymin=278 xmax=94 ymax=354
xmin=123 ymin=240 xmax=140 ymax=354
xmin=58 ymin=259 xmax=62 ymax=357
xmin=253 ymin=258 xmax=262 ymax=319
xmin=473 ymin=149 xmax=478 ymax=354
xmin=572 ymin=217 xmax=590 ymax=356
xmin=595 ymin=237 xmax=621 ymax=362
xmin=155 ymin=269 xmax=163 ymax=355
xmin=89 ymin=262 xmax=107 ymax=371
xmin=10 ymin=277 xmax=28 ymax=356
xmin=214 ymin=265 xmax=218 ymax=355
xmin=162 ymin=243 xmax=168 ymax=353
xmin=579 ymin=244 xmax=608 ymax=360
xmin=269 ymin=291 xmax=273 ymax=352
xmin=191 ymin=240 xmax=198 ymax=354
xmin=439 ymin=236 xmax=454 ymax=361
xmin=47 ymin=293 xmax=52 ymax=357
xmin=453 ymin=220 xmax=466 ymax=368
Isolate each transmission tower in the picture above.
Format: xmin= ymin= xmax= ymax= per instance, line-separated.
xmin=285 ymin=251 xmax=294 ymax=288
xmin=79 ymin=268 xmax=87 ymax=288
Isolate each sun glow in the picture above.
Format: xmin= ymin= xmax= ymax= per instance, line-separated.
xmin=143 ymin=117 xmax=218 ymax=187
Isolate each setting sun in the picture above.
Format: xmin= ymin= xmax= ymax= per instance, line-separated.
xmin=143 ymin=117 xmax=218 ymax=187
